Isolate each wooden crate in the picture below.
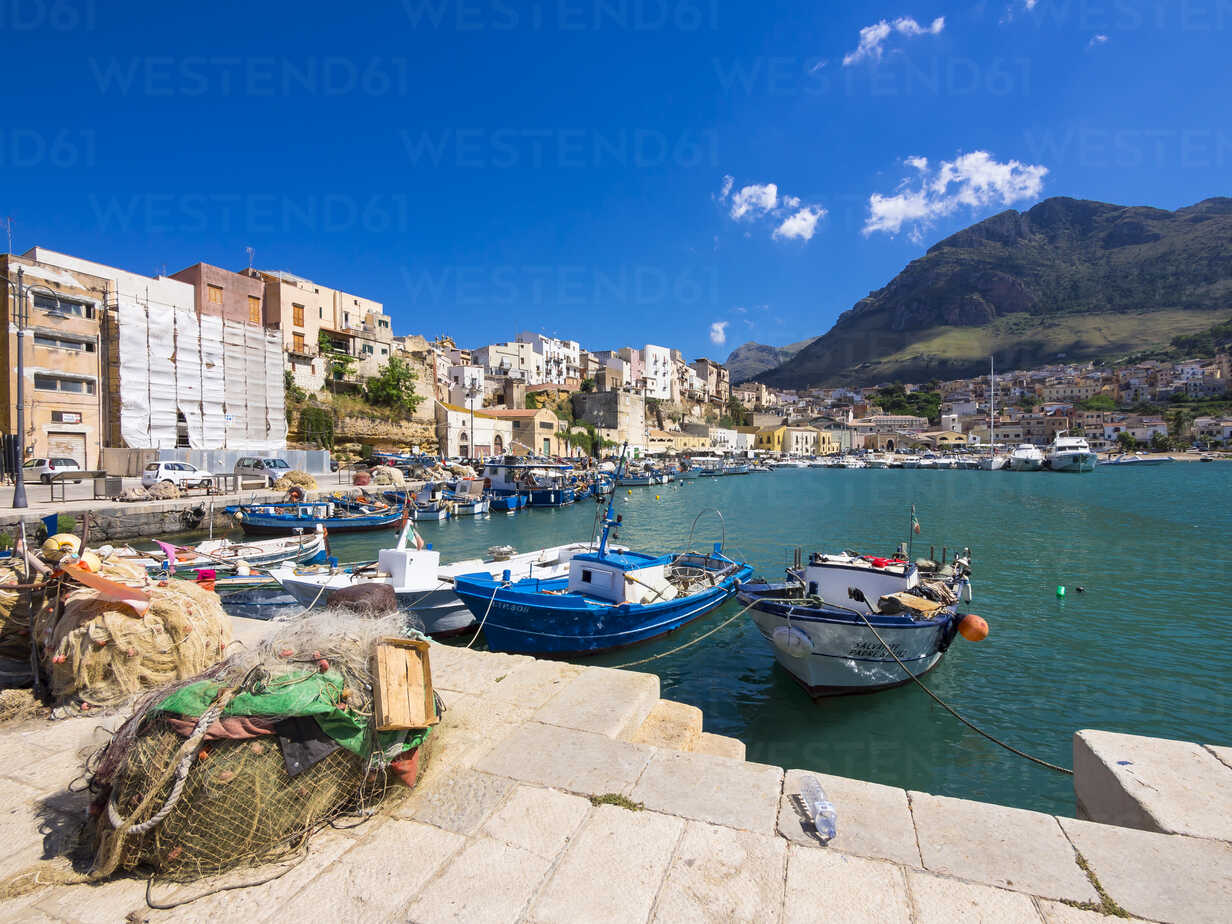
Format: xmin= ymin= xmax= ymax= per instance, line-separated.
xmin=372 ymin=637 xmax=439 ymax=730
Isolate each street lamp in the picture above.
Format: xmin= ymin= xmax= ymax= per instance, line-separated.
xmin=2 ymin=266 xmax=66 ymax=509
xmin=466 ymin=383 xmax=481 ymax=463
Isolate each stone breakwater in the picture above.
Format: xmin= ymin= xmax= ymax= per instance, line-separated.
xmin=0 ymin=618 xmax=1228 ymax=922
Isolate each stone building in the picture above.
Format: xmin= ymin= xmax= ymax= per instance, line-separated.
xmin=571 ymin=390 xmax=647 ymax=448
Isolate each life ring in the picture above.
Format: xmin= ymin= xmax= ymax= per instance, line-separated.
xmin=286 ymin=486 xmax=305 ymax=502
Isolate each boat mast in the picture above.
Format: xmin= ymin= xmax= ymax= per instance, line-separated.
xmin=597 ymin=442 xmax=629 ymax=558
xmin=989 ymin=356 xmax=996 ymax=463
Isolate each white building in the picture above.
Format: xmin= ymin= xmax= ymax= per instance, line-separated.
xmin=517 ymin=332 xmax=581 ymax=385
xmin=434 ymin=402 xmax=513 ymax=457
xmin=710 ymin=426 xmax=736 ymax=449
xmin=474 ymin=340 xmax=542 ymax=383
xmin=641 ymin=344 xmax=673 ymax=400
xmin=448 ymin=364 xmax=485 ymax=410
xmin=25 ymin=247 xmax=284 ymax=451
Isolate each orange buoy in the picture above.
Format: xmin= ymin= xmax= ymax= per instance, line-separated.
xmin=958 ymin=613 xmax=989 ymax=642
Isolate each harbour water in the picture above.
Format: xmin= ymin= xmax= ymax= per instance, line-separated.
xmin=226 ymin=464 xmax=1232 ymax=815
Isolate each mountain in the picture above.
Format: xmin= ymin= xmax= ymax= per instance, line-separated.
xmin=724 ymin=336 xmax=817 ymax=384
xmin=756 ymin=197 xmax=1232 ymax=388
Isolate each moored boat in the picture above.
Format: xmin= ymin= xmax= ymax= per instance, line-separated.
xmin=114 ymin=529 xmax=328 ymax=574
xmin=1008 ymin=443 xmax=1045 ymax=471
xmin=1047 ymin=435 xmax=1098 ymax=472
xmin=738 ymin=546 xmax=982 ymax=697
xmin=224 ymin=499 xmax=407 ymax=535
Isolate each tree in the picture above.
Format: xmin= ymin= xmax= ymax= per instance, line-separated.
xmin=580 ymin=378 xmax=595 ymax=393
xmin=317 ymin=331 xmax=356 ymax=388
xmin=364 ymin=356 xmax=423 ymax=414
xmin=1078 ymin=393 xmax=1116 ymax=411
xmin=299 ymin=406 xmax=335 ymax=448
xmin=1150 ymin=431 xmax=1172 ymax=452
xmin=725 ymin=396 xmax=750 ymax=427
xmin=284 ymin=369 xmax=307 ymax=404
xmin=1116 ymin=431 xmax=1137 ymax=452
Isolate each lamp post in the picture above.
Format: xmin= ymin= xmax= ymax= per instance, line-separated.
xmin=2 ymin=267 xmax=64 ymax=509
xmin=466 ymin=383 xmax=481 ymax=463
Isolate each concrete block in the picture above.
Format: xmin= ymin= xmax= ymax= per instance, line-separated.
xmin=783 ymin=846 xmax=912 ymax=924
xmin=406 ymin=836 xmax=553 ymax=924
xmin=652 ymin=821 xmax=786 ymax=923
xmin=483 ymin=658 xmax=584 ymax=709
xmin=479 ymin=785 xmax=591 ymax=860
xmin=909 ymin=791 xmax=1097 ymax=903
xmin=629 ymin=749 xmax=783 ymax=834
xmin=534 ymin=666 xmax=659 ymax=739
xmin=395 ymin=766 xmax=514 ymax=835
xmin=476 ymin=722 xmax=653 ymax=796
xmin=274 ymin=819 xmax=464 ymax=919
xmin=1058 ymin=815 xmax=1232 ymax=924
xmin=528 ymin=804 xmax=683 ymax=924
xmin=780 ymin=769 xmax=921 ymax=867
xmin=420 ymin=691 xmax=537 ymax=780
xmin=429 ymin=644 xmax=533 ymax=696
xmin=694 ymin=732 xmax=745 ymax=761
xmin=629 ymin=699 xmax=703 ymax=752
xmin=1073 ymin=730 xmax=1232 ymax=840
xmin=906 ymin=869 xmax=1044 ymax=923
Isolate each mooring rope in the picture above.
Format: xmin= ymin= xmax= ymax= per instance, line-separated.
xmin=607 ymin=597 xmax=758 ymax=669
xmin=465 ymin=583 xmax=501 ymax=650
xmin=854 ymin=610 xmax=1073 ymax=775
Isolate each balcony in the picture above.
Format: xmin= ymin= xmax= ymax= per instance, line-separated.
xmin=287 ymin=342 xmax=318 ymax=360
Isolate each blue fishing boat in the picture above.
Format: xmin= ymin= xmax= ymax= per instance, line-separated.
xmin=489 ymin=492 xmax=526 ymax=512
xmin=224 ymin=499 xmax=407 ymax=536
xmin=452 ymin=447 xmax=753 ymax=655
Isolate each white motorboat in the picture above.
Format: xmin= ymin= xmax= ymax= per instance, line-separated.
xmin=1008 ymin=444 xmax=1045 ymax=471
xmin=737 ymin=548 xmax=980 ymax=696
xmin=1047 ymin=435 xmax=1098 ymax=472
xmin=269 ymin=521 xmax=622 ymax=636
xmin=865 ymin=454 xmax=890 ymax=469
xmin=840 ymin=458 xmax=867 ymax=470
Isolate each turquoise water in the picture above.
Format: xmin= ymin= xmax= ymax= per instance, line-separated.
xmin=265 ymin=465 xmax=1232 ymax=814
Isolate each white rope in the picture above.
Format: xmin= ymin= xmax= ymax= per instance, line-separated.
xmin=608 ymin=597 xmax=758 ymax=669
xmin=465 ymin=583 xmax=501 ymax=649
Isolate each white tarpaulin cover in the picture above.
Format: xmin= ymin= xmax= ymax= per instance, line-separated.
xmin=222 ymin=321 xmax=248 ymax=449
xmin=117 ymin=298 xmax=150 ymax=449
xmin=265 ymin=330 xmax=288 ymax=444
xmin=199 ymin=314 xmax=226 ymax=448
xmin=174 ymin=307 xmax=204 ymax=448
xmin=245 ymin=323 xmax=267 ymax=444
xmin=146 ymin=303 xmax=178 ymax=447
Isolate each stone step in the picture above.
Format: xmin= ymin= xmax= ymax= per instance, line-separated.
xmin=533 ymin=665 xmax=660 ymax=740
xmin=694 ymin=732 xmax=746 ymax=761
xmin=628 ymin=698 xmax=703 ymax=752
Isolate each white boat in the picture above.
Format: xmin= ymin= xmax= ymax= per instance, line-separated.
xmin=865 ymin=454 xmax=890 ymax=469
xmin=1047 ymin=435 xmax=1098 ymax=472
xmin=737 ymin=548 xmax=978 ymax=696
xmin=269 ymin=520 xmax=623 ymax=637
xmin=900 ymin=456 xmax=921 ymax=469
xmin=113 ymin=529 xmax=327 ymax=574
xmin=840 ymin=458 xmax=867 ymax=470
xmin=1103 ymin=453 xmax=1171 ymax=467
xmin=1008 ymin=444 xmax=1045 ymax=471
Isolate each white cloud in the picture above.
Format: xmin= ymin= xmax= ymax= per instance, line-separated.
xmin=732 ymin=306 xmax=747 ymax=314
xmin=729 ymin=183 xmax=778 ymax=220
xmin=863 ymin=150 xmax=1048 ymax=243
xmin=773 ymin=206 xmax=826 ymax=241
xmin=843 ymin=15 xmax=944 ymax=66
xmin=719 ymin=174 xmax=734 ymax=199
xmin=709 ymin=321 xmax=729 ymax=345
xmin=1087 ymin=33 xmax=1109 ymax=48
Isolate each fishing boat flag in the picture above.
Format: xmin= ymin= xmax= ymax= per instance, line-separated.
xmin=911 ymin=506 xmax=921 ymax=534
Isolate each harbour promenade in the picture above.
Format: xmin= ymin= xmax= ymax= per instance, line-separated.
xmin=0 ymin=616 xmax=1227 ymax=922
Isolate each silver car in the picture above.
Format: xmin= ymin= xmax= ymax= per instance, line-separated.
xmin=233 ymin=456 xmax=292 ymax=487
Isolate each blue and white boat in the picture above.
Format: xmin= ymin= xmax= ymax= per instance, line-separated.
xmin=452 ymin=448 xmax=753 ymax=655
xmin=481 ymin=457 xmax=576 ymax=507
xmin=224 ymin=500 xmax=407 ymax=536
xmin=737 ymin=548 xmax=980 ymax=697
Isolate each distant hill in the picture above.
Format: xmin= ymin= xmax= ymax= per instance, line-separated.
xmin=725 ymin=336 xmax=817 ymax=384
xmin=755 ymin=196 xmax=1232 ymax=388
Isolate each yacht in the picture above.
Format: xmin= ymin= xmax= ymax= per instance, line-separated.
xmin=1047 ymin=435 xmax=1098 ymax=472
xmin=1008 ymin=444 xmax=1045 ymax=472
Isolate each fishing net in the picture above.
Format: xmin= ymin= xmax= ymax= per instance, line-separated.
xmin=0 ymin=563 xmax=39 ymax=662
xmin=36 ymin=559 xmax=232 ymax=709
xmin=369 ymin=466 xmax=405 ymax=487
xmin=273 ymin=471 xmax=318 ymax=492
xmin=88 ymin=612 xmax=433 ymax=883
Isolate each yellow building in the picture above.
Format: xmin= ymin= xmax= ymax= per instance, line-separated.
xmin=483 ymin=408 xmax=568 ymax=456
xmin=755 ymin=425 xmax=786 ymax=452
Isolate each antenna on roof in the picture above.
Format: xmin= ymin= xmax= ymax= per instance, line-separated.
xmin=3 ymin=217 xmax=12 ymax=255
xmin=245 ymin=246 xmax=255 ymax=270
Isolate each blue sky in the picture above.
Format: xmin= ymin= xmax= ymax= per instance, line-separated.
xmin=3 ymin=1 xmax=1228 ymax=361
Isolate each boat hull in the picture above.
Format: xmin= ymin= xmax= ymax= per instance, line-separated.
xmin=277 ymin=574 xmax=473 ymax=636
xmin=742 ymin=594 xmax=958 ymax=697
xmin=1048 ymin=452 xmax=1097 ymax=472
xmin=454 ymin=564 xmax=754 ymax=656
xmin=527 ymin=487 xmax=575 ymax=507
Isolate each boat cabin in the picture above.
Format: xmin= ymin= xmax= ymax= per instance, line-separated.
xmin=801 ymin=553 xmax=919 ymax=609
xmin=566 ymin=551 xmax=677 ymax=604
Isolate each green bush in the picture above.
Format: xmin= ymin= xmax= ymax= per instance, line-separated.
xmin=299 ymin=406 xmax=336 ymax=449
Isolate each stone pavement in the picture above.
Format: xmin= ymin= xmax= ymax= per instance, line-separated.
xmin=0 ymin=641 xmax=1228 ymax=922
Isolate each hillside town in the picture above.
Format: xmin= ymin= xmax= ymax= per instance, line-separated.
xmin=2 ymin=246 xmax=1230 ymax=479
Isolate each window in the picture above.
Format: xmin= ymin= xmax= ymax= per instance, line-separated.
xmin=32 ymin=293 xmax=93 ymax=319
xmin=34 ymin=374 xmax=95 ymax=394
xmin=292 ymin=332 xmax=305 ymax=353
xmin=207 ymin=284 xmax=224 ymax=305
xmin=34 ymin=333 xmax=96 ymax=352
xmin=292 ymin=304 xmax=305 ymax=327
xmin=381 ymin=348 xmax=387 ymax=355
xmin=248 ymin=295 xmax=261 ymax=324
xmin=581 ymin=569 xmax=593 ymax=583
xmin=363 ymin=345 xmax=374 ymax=355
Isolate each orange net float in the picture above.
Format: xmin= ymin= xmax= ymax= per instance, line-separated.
xmin=958 ymin=613 xmax=989 ymax=642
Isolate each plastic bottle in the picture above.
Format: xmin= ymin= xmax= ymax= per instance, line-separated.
xmin=797 ymin=775 xmax=837 ymax=843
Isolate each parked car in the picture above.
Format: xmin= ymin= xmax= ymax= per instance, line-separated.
xmin=141 ymin=461 xmax=213 ymax=490
xmin=233 ymin=456 xmax=292 ymax=487
xmin=24 ymin=457 xmax=83 ymax=484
